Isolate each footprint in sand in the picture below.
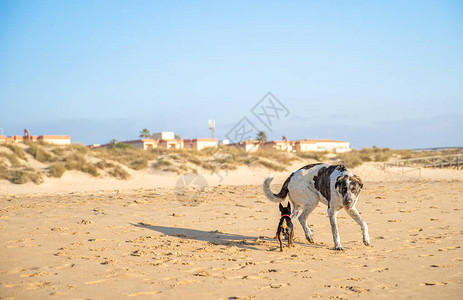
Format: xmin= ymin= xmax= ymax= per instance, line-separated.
xmin=20 ymin=272 xmax=49 ymax=277
xmin=127 ymin=291 xmax=161 ymax=297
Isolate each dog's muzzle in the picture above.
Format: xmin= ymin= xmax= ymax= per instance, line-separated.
xmin=343 ymin=194 xmax=354 ymax=210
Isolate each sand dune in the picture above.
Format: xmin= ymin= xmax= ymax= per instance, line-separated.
xmin=1 ymin=165 xmax=462 ymax=299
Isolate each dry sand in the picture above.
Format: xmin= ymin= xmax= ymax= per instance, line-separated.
xmin=1 ymin=164 xmax=462 ymax=299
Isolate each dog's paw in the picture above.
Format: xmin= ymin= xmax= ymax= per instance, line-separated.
xmin=334 ymin=245 xmax=344 ymax=251
xmin=306 ymin=236 xmax=314 ymax=243
xmin=364 ymin=239 xmax=370 ymax=246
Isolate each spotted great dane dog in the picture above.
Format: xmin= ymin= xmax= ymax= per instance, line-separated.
xmin=263 ymin=163 xmax=370 ymax=250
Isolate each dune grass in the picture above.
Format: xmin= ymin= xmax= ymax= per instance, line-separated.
xmin=48 ymin=163 xmax=66 ymax=178
xmin=27 ymin=143 xmax=55 ymax=163
xmin=3 ymin=141 xmax=459 ymax=185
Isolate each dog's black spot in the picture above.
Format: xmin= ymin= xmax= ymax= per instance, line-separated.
xmin=314 ymin=165 xmax=346 ymax=203
xmin=350 ymin=175 xmax=363 ymax=196
xmin=274 ymin=173 xmax=294 ymax=199
xmin=299 ymin=163 xmax=323 ymax=171
xmin=335 ymin=175 xmax=349 ymax=198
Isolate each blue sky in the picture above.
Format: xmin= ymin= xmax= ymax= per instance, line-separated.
xmin=0 ymin=0 xmax=462 ymax=148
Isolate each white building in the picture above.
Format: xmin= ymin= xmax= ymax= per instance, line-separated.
xmin=152 ymin=132 xmax=175 ymax=140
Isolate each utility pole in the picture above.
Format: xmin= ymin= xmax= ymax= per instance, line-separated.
xmin=208 ymin=120 xmax=215 ymax=139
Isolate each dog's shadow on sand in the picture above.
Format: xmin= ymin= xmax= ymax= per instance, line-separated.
xmin=131 ymin=222 xmax=325 ymax=251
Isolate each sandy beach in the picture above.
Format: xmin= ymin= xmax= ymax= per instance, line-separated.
xmin=1 ymin=163 xmax=462 ymax=299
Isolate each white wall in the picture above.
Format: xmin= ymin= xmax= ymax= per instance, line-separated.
xmin=153 ymin=132 xmax=175 ymax=140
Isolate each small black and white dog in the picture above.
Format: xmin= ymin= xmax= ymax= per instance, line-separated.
xmin=274 ymin=202 xmax=294 ymax=252
xmin=264 ymin=163 xmax=369 ymax=250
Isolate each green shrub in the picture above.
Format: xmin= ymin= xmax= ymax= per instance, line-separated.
xmin=107 ymin=143 xmax=135 ymax=150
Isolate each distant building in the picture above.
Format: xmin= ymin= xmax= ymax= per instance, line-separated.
xmin=291 ymin=139 xmax=350 ymax=153
xmin=231 ymin=140 xmax=261 ymax=152
xmin=152 ymin=132 xmax=175 ymax=140
xmin=262 ymin=140 xmax=292 ymax=152
xmin=121 ymin=139 xmax=159 ymax=150
xmin=229 ymin=138 xmax=350 ymax=153
xmin=184 ymin=138 xmax=218 ymax=151
xmin=158 ymin=138 xmax=183 ymax=150
xmin=0 ymin=129 xmax=71 ymax=145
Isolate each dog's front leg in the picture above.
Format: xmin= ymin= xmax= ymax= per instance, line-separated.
xmin=328 ymin=208 xmax=343 ymax=250
xmin=347 ymin=207 xmax=370 ymax=246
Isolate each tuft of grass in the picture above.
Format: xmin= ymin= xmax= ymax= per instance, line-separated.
xmin=153 ymin=158 xmax=172 ymax=169
xmin=5 ymin=144 xmax=28 ymax=161
xmin=336 ymin=151 xmax=364 ymax=168
xmin=27 ymin=144 xmax=54 ymax=162
xmin=130 ymin=158 xmax=148 ymax=170
xmin=64 ymin=153 xmax=86 ymax=170
xmin=202 ymin=162 xmax=217 ymax=172
xmin=258 ymin=160 xmax=286 ymax=171
xmin=0 ymin=152 xmax=22 ymax=167
xmin=64 ymin=153 xmax=99 ymax=177
xmin=162 ymin=166 xmax=182 ymax=174
xmin=52 ymin=147 xmax=65 ymax=156
xmin=6 ymin=168 xmax=44 ymax=184
xmin=108 ymin=165 xmax=130 ymax=180
xmin=48 ymin=163 xmax=66 ymax=178
xmin=94 ymin=146 xmax=157 ymax=170
xmin=95 ymin=160 xmax=115 ymax=169
xmin=67 ymin=143 xmax=89 ymax=154
xmin=296 ymin=151 xmax=328 ymax=162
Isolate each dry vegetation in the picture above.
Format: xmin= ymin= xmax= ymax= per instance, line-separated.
xmin=1 ymin=142 xmax=460 ymax=185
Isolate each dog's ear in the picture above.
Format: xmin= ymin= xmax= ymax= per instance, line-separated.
xmin=279 ymin=203 xmax=283 ymax=212
xmin=287 ymin=202 xmax=291 ymax=211
xmin=353 ymin=175 xmax=363 ymax=189
xmin=335 ymin=175 xmax=347 ymax=188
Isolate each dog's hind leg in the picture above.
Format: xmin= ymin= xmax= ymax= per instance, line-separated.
xmin=289 ymin=230 xmax=294 ymax=247
xmin=278 ymin=233 xmax=283 ymax=251
xmin=298 ymin=202 xmax=318 ymax=243
xmin=346 ymin=207 xmax=370 ymax=246
xmin=290 ymin=204 xmax=302 ymax=219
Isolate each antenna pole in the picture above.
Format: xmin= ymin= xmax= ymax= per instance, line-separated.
xmin=208 ymin=120 xmax=215 ymax=139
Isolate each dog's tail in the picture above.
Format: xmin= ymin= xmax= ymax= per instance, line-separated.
xmin=263 ymin=174 xmax=292 ymax=203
